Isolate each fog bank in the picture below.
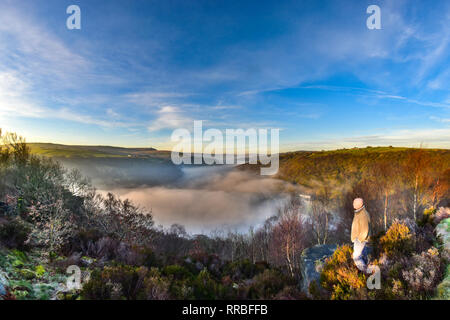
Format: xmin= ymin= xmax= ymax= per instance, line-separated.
xmin=98 ymin=166 xmax=295 ymax=234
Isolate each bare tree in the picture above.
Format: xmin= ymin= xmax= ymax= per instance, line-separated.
xmin=370 ymin=159 xmax=398 ymax=231
xmin=404 ymin=149 xmax=432 ymax=221
xmin=429 ymin=167 xmax=450 ymax=208
xmin=271 ymin=200 xmax=308 ymax=277
xmin=253 ymin=216 xmax=276 ymax=263
xmin=310 ymin=186 xmax=332 ymax=244
xmin=96 ymin=192 xmax=155 ymax=246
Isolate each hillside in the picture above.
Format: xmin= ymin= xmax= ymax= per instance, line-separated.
xmin=28 ymin=143 xmax=170 ymax=159
xmin=27 ymin=143 xmax=179 ymax=188
xmin=280 ymin=147 xmax=448 ymax=182
xmin=241 ymin=146 xmax=450 ymax=193
xmin=28 ymin=144 xmax=450 ymax=194
xmin=1 ymin=134 xmax=449 ymax=301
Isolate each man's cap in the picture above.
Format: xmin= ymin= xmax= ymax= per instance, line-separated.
xmin=353 ymin=198 xmax=364 ymax=210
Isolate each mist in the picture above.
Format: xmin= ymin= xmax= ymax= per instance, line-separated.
xmin=59 ymin=157 xmax=183 ymax=188
xmin=87 ymin=164 xmax=296 ymax=234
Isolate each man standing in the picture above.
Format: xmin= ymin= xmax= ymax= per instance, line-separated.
xmin=351 ymin=198 xmax=371 ymax=273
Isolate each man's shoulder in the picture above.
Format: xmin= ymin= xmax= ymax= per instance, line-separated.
xmin=362 ymin=208 xmax=371 ymax=221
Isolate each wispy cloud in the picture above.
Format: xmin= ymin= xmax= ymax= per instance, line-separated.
xmin=0 ymin=4 xmax=89 ymax=87
xmin=0 ymin=1 xmax=449 ymax=148
xmin=0 ymin=71 xmax=46 ymax=118
xmin=430 ymin=116 xmax=450 ymax=123
xmin=285 ymin=128 xmax=450 ymax=151
xmin=125 ymin=92 xmax=194 ymax=107
xmin=296 ymin=84 xmax=450 ymax=110
xmin=147 ymin=106 xmax=194 ymax=132
xmin=372 ymin=92 xmax=450 ymax=109
xmin=0 ymin=71 xmax=137 ymax=128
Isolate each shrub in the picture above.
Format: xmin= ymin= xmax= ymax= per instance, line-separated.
xmin=62 ymin=229 xmax=103 ymax=255
xmin=81 ymin=265 xmax=173 ymax=300
xmin=274 ymin=285 xmax=307 ymax=300
xmin=93 ymin=193 xmax=155 ymax=247
xmin=81 ymin=265 xmax=148 ymax=300
xmin=435 ymin=264 xmax=450 ymax=300
xmin=244 ymin=269 xmax=291 ymax=299
xmin=191 ymin=269 xmax=222 ymax=299
xmin=86 ymin=237 xmax=119 ymax=260
xmin=52 ymin=252 xmax=82 ymax=272
xmin=320 ymin=245 xmax=367 ymax=300
xmin=379 ymin=221 xmax=415 ymax=257
xmin=140 ymin=270 xmax=170 ymax=300
xmin=7 ymin=249 xmax=29 ymax=268
xmin=418 ymin=207 xmax=436 ymax=227
xmin=223 ymin=259 xmax=267 ymax=281
xmin=35 ymin=265 xmax=46 ymax=278
xmin=80 ymin=269 xmax=114 ymax=300
xmin=115 ymin=245 xmax=160 ymax=267
xmin=27 ymin=200 xmax=74 ymax=254
xmin=0 ymin=218 xmax=30 ymax=249
xmin=402 ymin=247 xmax=442 ymax=299
xmin=162 ymin=265 xmax=193 ymax=281
xmin=134 ymin=247 xmax=160 ymax=269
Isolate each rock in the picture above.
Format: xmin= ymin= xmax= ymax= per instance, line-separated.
xmin=436 ymin=218 xmax=450 ymax=254
xmin=435 ymin=265 xmax=450 ymax=300
xmin=434 ymin=218 xmax=450 ymax=300
xmin=299 ymin=244 xmax=337 ymax=297
xmin=0 ymin=271 xmax=9 ymax=286
xmin=0 ymin=271 xmax=8 ymax=297
xmin=435 ymin=207 xmax=450 ymax=225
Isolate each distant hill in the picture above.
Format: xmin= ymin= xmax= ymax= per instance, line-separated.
xmin=28 ymin=143 xmax=180 ymax=188
xmin=240 ymin=146 xmax=450 ymax=192
xmin=28 ymin=144 xmax=450 ymax=192
xmin=28 ymin=143 xmax=170 ymax=159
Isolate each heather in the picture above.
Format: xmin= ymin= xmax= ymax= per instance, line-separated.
xmin=0 ymin=130 xmax=448 ymax=300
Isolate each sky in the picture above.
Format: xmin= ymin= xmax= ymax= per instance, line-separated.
xmin=0 ymin=0 xmax=449 ymax=151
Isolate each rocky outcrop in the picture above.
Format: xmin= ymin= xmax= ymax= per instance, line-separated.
xmin=436 ymin=218 xmax=450 ymax=255
xmin=299 ymin=244 xmax=337 ymax=297
xmin=0 ymin=270 xmax=8 ymax=296
xmin=435 ymin=218 xmax=450 ymax=299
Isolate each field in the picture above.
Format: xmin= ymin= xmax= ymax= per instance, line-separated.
xmin=28 ymin=143 xmax=170 ymax=159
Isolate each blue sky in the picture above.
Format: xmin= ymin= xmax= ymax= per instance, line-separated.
xmin=0 ymin=0 xmax=449 ymax=151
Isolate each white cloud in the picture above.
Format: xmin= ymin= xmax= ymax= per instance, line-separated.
xmin=0 ymin=71 xmax=136 ymax=128
xmin=415 ymin=31 xmax=450 ymax=85
xmin=427 ymin=68 xmax=450 ymax=90
xmin=147 ymin=106 xmax=194 ymax=132
xmin=0 ymin=4 xmax=89 ymax=87
xmin=0 ymin=71 xmax=47 ymax=118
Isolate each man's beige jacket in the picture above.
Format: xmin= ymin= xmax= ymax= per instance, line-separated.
xmin=351 ymin=207 xmax=371 ymax=243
